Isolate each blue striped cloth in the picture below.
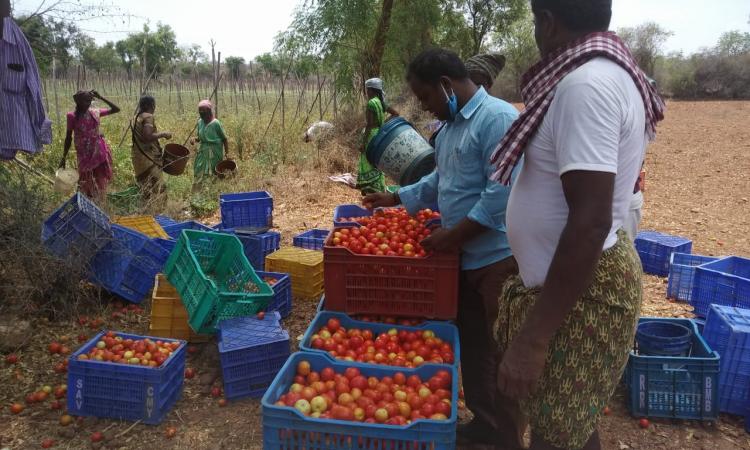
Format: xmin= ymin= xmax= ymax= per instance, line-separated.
xmin=1 ymin=18 xmax=52 ymax=160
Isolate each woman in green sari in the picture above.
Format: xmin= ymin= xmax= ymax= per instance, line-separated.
xmin=193 ymin=99 xmax=229 ymax=181
xmin=358 ymin=78 xmax=398 ymax=195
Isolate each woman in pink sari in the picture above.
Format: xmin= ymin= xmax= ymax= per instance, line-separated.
xmin=59 ymin=90 xmax=120 ymax=199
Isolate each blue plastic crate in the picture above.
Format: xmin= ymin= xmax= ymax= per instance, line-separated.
xmin=224 ymin=229 xmax=281 ymax=271
xmin=154 ymin=215 xmax=178 ymax=228
xmin=153 ymin=237 xmax=177 ymax=254
xmin=67 ymin=331 xmax=186 ymax=424
xmin=625 ymin=317 xmax=720 ymax=421
xmin=121 ymin=238 xmax=171 ymax=300
xmin=262 ymin=353 xmax=458 ymax=449
xmin=89 ymin=225 xmax=168 ymax=304
xmin=317 ymin=295 xmax=325 ymax=313
xmin=162 ymin=220 xmax=213 ymax=240
xmin=257 ymin=271 xmax=292 ymax=319
xmin=293 ymin=229 xmax=330 ymax=251
xmin=701 ymin=305 xmax=750 ymax=415
xmin=667 ymin=253 xmax=720 ymax=302
xmin=694 ymin=318 xmax=706 ymax=335
xmin=300 ymin=311 xmax=459 ymax=368
xmin=42 ymin=193 xmax=112 ymax=262
xmin=333 ymin=204 xmax=373 ymax=227
xmin=220 ymin=191 xmax=273 ymax=229
xmin=218 ymin=312 xmax=290 ymax=400
xmin=634 ymin=231 xmax=692 ymax=277
xmin=88 ymin=225 xmax=149 ymax=303
xmin=691 ymin=257 xmax=750 ymax=317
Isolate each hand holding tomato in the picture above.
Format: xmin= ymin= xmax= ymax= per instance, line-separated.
xmin=362 ymin=192 xmax=398 ymax=209
xmin=496 ymin=331 xmax=549 ymax=400
xmin=420 ymin=227 xmax=459 ymax=252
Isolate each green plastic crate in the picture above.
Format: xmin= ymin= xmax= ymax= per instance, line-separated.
xmin=164 ymin=230 xmax=273 ymax=334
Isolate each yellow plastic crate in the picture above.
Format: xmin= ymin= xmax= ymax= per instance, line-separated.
xmin=265 ymin=247 xmax=324 ymax=299
xmin=113 ymin=215 xmax=169 ymax=239
xmin=149 ymin=274 xmax=211 ymax=342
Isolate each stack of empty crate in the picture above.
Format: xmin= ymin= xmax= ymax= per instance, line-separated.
xmin=218 ymin=312 xmax=290 ymax=400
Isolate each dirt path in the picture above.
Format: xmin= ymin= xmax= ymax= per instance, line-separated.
xmin=2 ymin=101 xmax=750 ymax=449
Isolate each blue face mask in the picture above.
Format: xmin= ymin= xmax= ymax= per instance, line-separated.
xmin=441 ymin=84 xmax=458 ymax=121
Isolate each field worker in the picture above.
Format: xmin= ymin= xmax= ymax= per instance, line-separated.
xmin=466 ymin=52 xmax=506 ymax=91
xmin=363 ymin=48 xmax=525 ymax=450
xmin=624 ymin=168 xmax=645 ymax=240
xmin=358 ymin=77 xmax=398 ymax=195
xmin=489 ymin=0 xmax=665 ymax=449
xmin=193 ymin=99 xmax=229 ymax=180
xmin=429 ymin=52 xmax=506 ymax=147
xmin=59 ymin=90 xmax=120 ymax=199
xmin=132 ymin=95 xmax=172 ymax=204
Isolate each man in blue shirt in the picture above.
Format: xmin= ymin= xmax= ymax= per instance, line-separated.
xmin=364 ymin=48 xmax=525 ymax=450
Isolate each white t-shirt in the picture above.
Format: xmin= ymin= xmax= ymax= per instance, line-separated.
xmin=507 ymin=58 xmax=649 ymax=288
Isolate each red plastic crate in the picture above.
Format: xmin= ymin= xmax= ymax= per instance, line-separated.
xmin=323 ymin=229 xmax=459 ymax=320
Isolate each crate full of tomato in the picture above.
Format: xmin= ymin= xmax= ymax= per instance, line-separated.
xmin=324 ymin=208 xmax=459 ymax=320
xmin=300 ymin=311 xmax=459 ymax=369
xmin=67 ymin=331 xmax=186 ymax=424
xmin=262 ymin=352 xmax=458 ymax=449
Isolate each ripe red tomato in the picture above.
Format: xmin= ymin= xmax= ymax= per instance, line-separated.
xmin=638 ymin=418 xmax=649 ymax=429
xmin=420 ymin=403 xmax=435 ymax=417
xmin=90 ymin=432 xmax=105 ymax=443
xmin=327 ymin=318 xmax=341 ymax=333
xmin=184 ymin=368 xmax=196 ymax=379
xmin=434 ymin=400 xmax=451 ymax=416
xmin=9 ymin=403 xmax=24 ymax=414
xmin=406 ymin=375 xmax=422 ymax=388
xmin=41 ymin=439 xmax=56 ymax=448
xmin=321 ymin=367 xmax=335 ymax=382
xmin=5 ymin=354 xmax=18 ymax=364
xmin=344 ymin=367 xmax=360 ymax=380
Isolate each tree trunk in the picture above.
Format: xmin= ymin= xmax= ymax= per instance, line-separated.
xmin=365 ymin=0 xmax=394 ymax=79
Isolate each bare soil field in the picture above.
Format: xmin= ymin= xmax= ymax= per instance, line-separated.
xmin=2 ymin=101 xmax=750 ymax=449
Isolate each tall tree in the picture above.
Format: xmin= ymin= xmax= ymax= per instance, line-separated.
xmin=618 ymin=22 xmax=673 ymax=76
xmin=364 ymin=0 xmax=394 ymax=78
xmin=224 ymin=56 xmax=246 ymax=80
xmin=452 ymin=0 xmax=526 ymax=55
xmin=716 ymin=30 xmax=750 ymax=56
xmin=116 ymin=23 xmax=179 ymax=76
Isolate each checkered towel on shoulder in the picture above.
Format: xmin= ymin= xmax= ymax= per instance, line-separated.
xmin=489 ymin=31 xmax=666 ymax=184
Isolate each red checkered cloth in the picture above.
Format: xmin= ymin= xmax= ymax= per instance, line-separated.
xmin=489 ymin=31 xmax=666 ymax=184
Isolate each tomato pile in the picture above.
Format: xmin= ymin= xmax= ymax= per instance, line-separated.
xmin=76 ymin=331 xmax=181 ymax=367
xmin=274 ymin=360 xmax=453 ymax=424
xmin=329 ymin=209 xmax=440 ymax=257
xmin=309 ymin=317 xmax=454 ymax=367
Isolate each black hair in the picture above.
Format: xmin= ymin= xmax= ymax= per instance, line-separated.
xmin=407 ymin=48 xmax=469 ymax=84
xmin=531 ymin=0 xmax=612 ymax=32
xmin=73 ymin=90 xmax=90 ymax=119
xmin=137 ymin=95 xmax=156 ymax=114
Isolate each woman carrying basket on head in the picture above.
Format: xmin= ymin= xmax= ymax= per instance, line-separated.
xmin=131 ymin=95 xmax=172 ymax=205
xmin=59 ymin=90 xmax=120 ymax=200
